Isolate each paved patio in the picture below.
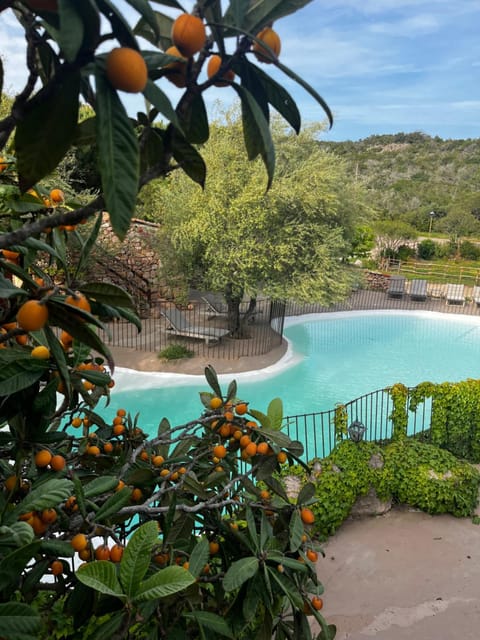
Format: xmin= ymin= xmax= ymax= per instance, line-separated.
xmin=311 ymin=505 xmax=480 ymax=640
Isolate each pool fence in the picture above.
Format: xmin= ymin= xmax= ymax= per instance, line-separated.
xmin=100 ymin=278 xmax=480 ymax=359
xmin=283 ymin=386 xmax=433 ymax=461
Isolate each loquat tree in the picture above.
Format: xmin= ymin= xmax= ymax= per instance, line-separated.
xmin=0 ymin=1 xmax=337 ymax=638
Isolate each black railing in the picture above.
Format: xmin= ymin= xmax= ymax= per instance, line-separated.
xmin=100 ymin=278 xmax=480 ymax=359
xmin=283 ymin=386 xmax=434 ymax=460
xmin=99 ymin=297 xmax=283 ymax=359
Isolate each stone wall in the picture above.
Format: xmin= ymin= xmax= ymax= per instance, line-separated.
xmin=86 ymin=214 xmax=167 ymax=316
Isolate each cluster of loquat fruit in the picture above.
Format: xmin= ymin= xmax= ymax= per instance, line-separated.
xmin=104 ymin=11 xmax=281 ymax=94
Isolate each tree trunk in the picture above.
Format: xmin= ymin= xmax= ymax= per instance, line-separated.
xmin=225 ymin=283 xmax=242 ymax=337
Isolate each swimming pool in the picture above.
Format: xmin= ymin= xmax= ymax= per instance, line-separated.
xmin=103 ymin=311 xmax=480 ymax=436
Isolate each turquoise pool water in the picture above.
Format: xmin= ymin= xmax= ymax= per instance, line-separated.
xmin=101 ymin=311 xmax=480 ymax=436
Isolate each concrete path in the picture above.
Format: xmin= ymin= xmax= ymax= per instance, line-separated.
xmin=311 ymin=506 xmax=480 ymax=639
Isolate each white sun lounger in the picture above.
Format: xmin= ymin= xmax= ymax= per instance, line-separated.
xmin=445 ymin=283 xmax=465 ymax=306
xmin=473 ymin=286 xmax=480 ymax=306
xmin=161 ymin=307 xmax=230 ymax=345
xmin=409 ymin=279 xmax=428 ymax=301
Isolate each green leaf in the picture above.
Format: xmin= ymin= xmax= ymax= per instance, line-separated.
xmin=44 ymin=323 xmax=71 ymax=403
xmin=177 ymin=93 xmax=209 ymax=144
xmin=139 ymin=125 xmax=164 ymax=176
xmin=0 ymin=522 xmax=35 ymax=549
xmin=79 ymin=281 xmax=136 ymax=310
xmin=267 ymin=397 xmax=283 ymax=430
xmin=187 ymin=536 xmax=209 ymax=578
xmin=170 ymin=130 xmax=206 ymax=187
xmin=249 ymin=63 xmax=301 ymax=134
xmin=143 ymin=79 xmax=181 ymax=131
xmin=12 ymin=479 xmax=73 ymax=519
xmin=223 ymin=556 xmax=259 ymax=592
xmin=274 ymin=58 xmax=333 ymax=129
xmin=0 ymin=359 xmax=48 ymax=395
xmin=236 ymin=57 xmax=269 ymax=121
xmin=226 ymin=380 xmax=237 ymax=404
xmin=249 ymin=409 xmax=271 ymax=429
xmin=95 ymin=70 xmax=139 ymax=240
xmin=224 ymin=0 xmax=313 ymax=33
xmin=134 ymin=11 xmax=174 ymax=51
xmin=96 ymin=0 xmax=138 ymax=48
xmin=231 ymin=83 xmax=275 ymax=189
xmin=40 ymin=539 xmax=75 ymax=557
xmin=94 ymin=487 xmax=132 ymax=522
xmin=183 ymin=611 xmax=235 ymax=639
xmin=0 ymin=602 xmax=41 ymax=637
xmin=46 ymin=299 xmax=114 ymax=371
xmin=72 ymin=212 xmax=102 ymax=280
xmin=86 ymin=612 xmax=126 ymax=640
xmin=57 ymin=0 xmax=85 ymax=62
xmin=289 ymin=509 xmax=304 ymax=552
xmin=134 ymin=565 xmax=195 ymax=602
xmin=120 ymin=521 xmax=159 ymax=598
xmin=0 ymin=543 xmax=41 ymax=592
xmin=0 ymin=275 xmax=28 ymax=299
xmin=16 ymin=70 xmax=80 ymax=191
xmin=204 ymin=365 xmax=222 ymax=398
xmin=297 ymin=482 xmax=316 ymax=506
xmin=267 ymin=565 xmax=303 ymax=608
xmin=21 ymin=236 xmax=61 ymax=260
xmin=84 ymin=475 xmax=119 ymax=498
xmin=74 ymin=116 xmax=97 ymax=145
xmin=125 ymin=0 xmax=160 ymax=39
xmin=261 ymin=427 xmax=292 ymax=449
xmin=245 ymin=506 xmax=259 ymax=551
xmin=267 ymin=553 xmax=308 ymax=573
xmin=72 ymin=474 xmax=88 ymax=519
xmin=76 ymin=561 xmax=126 ymax=599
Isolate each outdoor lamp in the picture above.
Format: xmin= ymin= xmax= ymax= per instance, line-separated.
xmin=348 ymin=419 xmax=366 ymax=443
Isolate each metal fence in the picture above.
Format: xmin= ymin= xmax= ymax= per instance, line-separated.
xmin=99 ymin=297 xmax=285 ymax=359
xmin=283 ymin=386 xmax=433 ymax=461
xmin=285 ymin=283 xmax=480 ymax=318
xmin=99 ymin=270 xmax=480 ymax=358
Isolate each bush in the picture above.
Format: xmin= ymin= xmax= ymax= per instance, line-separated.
xmin=158 ymin=344 xmax=194 ymax=360
xmin=417 ymin=239 xmax=436 ymax=260
xmin=459 ymin=240 xmax=480 ymax=260
xmin=280 ymin=439 xmax=480 ymax=539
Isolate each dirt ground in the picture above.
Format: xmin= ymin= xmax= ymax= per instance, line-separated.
xmin=311 ymin=506 xmax=480 ymax=640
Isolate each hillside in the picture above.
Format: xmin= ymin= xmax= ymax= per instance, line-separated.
xmin=320 ymin=132 xmax=480 ymax=235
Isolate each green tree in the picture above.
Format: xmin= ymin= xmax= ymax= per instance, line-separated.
xmin=143 ymin=113 xmax=367 ymax=333
xmin=373 ymin=220 xmax=417 ymax=264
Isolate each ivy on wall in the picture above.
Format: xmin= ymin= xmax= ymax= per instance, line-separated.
xmin=386 ymin=379 xmax=480 ymax=463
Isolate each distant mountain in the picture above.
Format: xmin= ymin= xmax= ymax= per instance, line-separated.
xmin=320 ymin=132 xmax=480 ymax=234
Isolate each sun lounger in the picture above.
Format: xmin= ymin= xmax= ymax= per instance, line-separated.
xmin=387 ymin=275 xmax=406 ymax=298
xmin=161 ymin=307 xmax=230 ymax=345
xmin=201 ymin=293 xmax=228 ymax=317
xmin=409 ymin=279 xmax=427 ymax=301
xmin=201 ymin=292 xmax=261 ymax=323
xmin=473 ymin=286 xmax=480 ymax=306
xmin=445 ymin=283 xmax=465 ymax=306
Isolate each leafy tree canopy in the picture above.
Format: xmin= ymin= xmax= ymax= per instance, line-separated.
xmin=141 ymin=109 xmax=371 ymax=308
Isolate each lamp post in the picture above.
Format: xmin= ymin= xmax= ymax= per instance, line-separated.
xmin=428 ymin=211 xmax=436 ymax=234
xmin=348 ymin=419 xmax=366 ymax=443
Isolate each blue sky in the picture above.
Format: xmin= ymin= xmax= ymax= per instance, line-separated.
xmin=1 ymin=0 xmax=479 ymax=141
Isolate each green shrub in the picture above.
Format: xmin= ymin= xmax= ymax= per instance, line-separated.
xmin=417 ymin=239 xmax=436 ymax=260
xmin=384 ymin=440 xmax=480 ymax=517
xmin=459 ymin=240 xmax=480 ymax=260
xmin=280 ymin=439 xmax=480 ymax=538
xmin=158 ymin=344 xmax=194 ymax=360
